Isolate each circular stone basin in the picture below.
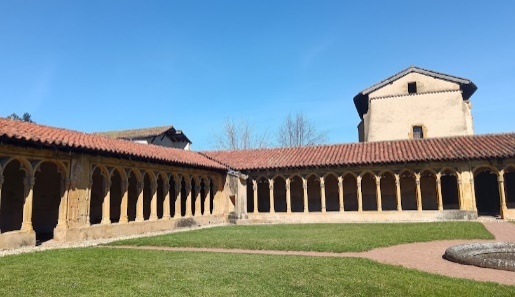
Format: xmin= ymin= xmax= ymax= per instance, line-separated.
xmin=444 ymin=242 xmax=515 ymax=272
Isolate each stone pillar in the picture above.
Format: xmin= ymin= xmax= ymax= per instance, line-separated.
xmin=162 ymin=182 xmax=171 ymax=219
xmin=498 ymin=170 xmax=508 ymax=218
xmin=101 ymin=179 xmax=112 ymax=225
xmin=57 ymin=177 xmax=71 ymax=228
xmin=436 ymin=174 xmax=443 ymax=211
xmin=395 ymin=174 xmax=402 ymax=211
xmin=470 ymin=176 xmax=477 ymax=212
xmin=415 ymin=174 xmax=422 ymax=211
xmin=338 ymin=176 xmax=344 ymax=212
xmin=185 ymin=182 xmax=192 ymax=217
xmin=286 ymin=178 xmax=291 ymax=214
xmin=375 ymin=175 xmax=382 ymax=212
xmin=320 ymin=177 xmax=326 ymax=213
xmin=268 ymin=179 xmax=275 ymax=214
xmin=204 ymin=180 xmax=211 ymax=216
xmin=135 ymin=181 xmax=144 ymax=222
xmin=86 ymin=178 xmax=93 ymax=226
xmin=457 ymin=177 xmax=464 ymax=210
xmin=21 ymin=175 xmax=35 ymax=232
xmin=194 ymin=184 xmax=202 ymax=217
xmin=149 ymin=182 xmax=158 ymax=221
xmin=174 ymin=183 xmax=182 ymax=217
xmin=252 ymin=180 xmax=258 ymax=214
xmin=302 ymin=178 xmax=308 ymax=213
xmin=119 ymin=179 xmax=129 ymax=223
xmin=357 ymin=176 xmax=363 ymax=212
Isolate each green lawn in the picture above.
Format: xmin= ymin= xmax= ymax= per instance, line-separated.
xmin=110 ymin=222 xmax=493 ymax=252
xmin=0 ymin=248 xmax=513 ymax=296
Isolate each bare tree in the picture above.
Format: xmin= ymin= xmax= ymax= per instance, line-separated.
xmin=277 ymin=112 xmax=327 ymax=147
xmin=212 ymin=118 xmax=269 ymax=150
xmin=7 ymin=112 xmax=34 ymax=123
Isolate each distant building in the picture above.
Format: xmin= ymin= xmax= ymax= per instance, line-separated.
xmin=97 ymin=125 xmax=191 ymax=150
xmin=354 ymin=66 xmax=477 ymax=142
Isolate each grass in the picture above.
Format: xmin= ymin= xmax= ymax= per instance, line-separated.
xmin=0 ymin=248 xmax=513 ymax=296
xmin=109 ymin=222 xmax=493 ymax=252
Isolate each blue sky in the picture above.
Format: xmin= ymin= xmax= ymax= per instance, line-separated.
xmin=1 ymin=1 xmax=514 ymax=150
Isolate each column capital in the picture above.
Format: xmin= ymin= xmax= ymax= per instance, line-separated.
xmin=269 ymin=179 xmax=274 ymax=190
xmin=285 ymin=178 xmax=290 ymax=191
xmin=24 ymin=175 xmax=35 ymax=188
xmin=357 ymin=175 xmax=362 ymax=185
xmin=394 ymin=173 xmax=400 ymax=182
xmin=338 ymin=180 xmax=343 ymax=188
xmin=320 ymin=177 xmax=325 ymax=188
xmin=151 ymin=182 xmax=158 ymax=193
xmin=375 ymin=175 xmax=381 ymax=186
xmin=302 ymin=178 xmax=307 ymax=189
xmin=252 ymin=184 xmax=257 ymax=191
xmin=136 ymin=181 xmax=144 ymax=193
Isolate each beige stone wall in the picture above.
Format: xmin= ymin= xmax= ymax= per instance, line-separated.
xmin=362 ymin=73 xmax=474 ymax=142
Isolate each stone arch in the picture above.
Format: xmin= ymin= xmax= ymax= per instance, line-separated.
xmin=440 ymin=168 xmax=460 ymax=210
xmin=360 ymin=171 xmax=377 ymax=211
xmin=127 ymin=169 xmax=142 ymax=222
xmin=273 ymin=175 xmax=286 ymax=212
xmin=288 ymin=175 xmax=304 ymax=212
xmin=306 ymin=174 xmax=321 ymax=212
xmin=474 ymin=166 xmax=500 ymax=215
xmin=256 ymin=176 xmax=270 ymax=212
xmin=32 ymin=161 xmax=64 ymax=241
xmin=379 ymin=171 xmax=396 ymax=211
xmin=420 ymin=169 xmax=438 ymax=210
xmin=109 ymin=167 xmax=124 ymax=223
xmin=504 ymin=165 xmax=515 ymax=209
xmin=399 ymin=169 xmax=417 ymax=210
xmin=89 ymin=166 xmax=106 ymax=225
xmin=0 ymin=158 xmax=29 ymax=232
xmin=342 ymin=172 xmax=358 ymax=211
xmin=180 ymin=175 xmax=190 ymax=216
xmin=323 ymin=173 xmax=339 ymax=211
xmin=246 ymin=177 xmax=254 ymax=213
xmin=155 ymin=172 xmax=168 ymax=219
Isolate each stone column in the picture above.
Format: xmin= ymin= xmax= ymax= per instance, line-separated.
xmin=135 ymin=181 xmax=144 ymax=222
xmin=375 ymin=175 xmax=382 ymax=212
xmin=286 ymin=178 xmax=291 ymax=214
xmin=338 ymin=176 xmax=344 ymax=213
xmin=436 ymin=174 xmax=443 ymax=211
xmin=174 ymin=183 xmax=182 ymax=217
xmin=498 ymin=170 xmax=508 ymax=218
xmin=194 ymin=184 xmax=202 ymax=217
xmin=162 ymin=182 xmax=171 ymax=220
xmin=119 ymin=179 xmax=129 ymax=223
xmin=57 ymin=177 xmax=71 ymax=228
xmin=149 ymin=182 xmax=158 ymax=221
xmin=395 ymin=174 xmax=402 ymax=211
xmin=320 ymin=177 xmax=326 ymax=213
xmin=457 ymin=177 xmax=464 ymax=210
xmin=185 ymin=182 xmax=192 ymax=217
xmin=21 ymin=175 xmax=35 ymax=232
xmin=415 ymin=174 xmax=422 ymax=211
xmin=204 ymin=180 xmax=211 ymax=216
xmin=101 ymin=179 xmax=112 ymax=225
xmin=302 ymin=178 xmax=308 ymax=213
xmin=357 ymin=176 xmax=363 ymax=212
xmin=86 ymin=178 xmax=93 ymax=226
xmin=252 ymin=180 xmax=258 ymax=214
xmin=268 ymin=179 xmax=275 ymax=214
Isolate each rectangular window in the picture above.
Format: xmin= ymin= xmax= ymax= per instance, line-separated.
xmin=413 ymin=126 xmax=423 ymax=139
xmin=408 ymin=82 xmax=417 ymax=94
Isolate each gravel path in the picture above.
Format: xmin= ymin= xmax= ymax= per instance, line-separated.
xmin=103 ymin=221 xmax=515 ymax=286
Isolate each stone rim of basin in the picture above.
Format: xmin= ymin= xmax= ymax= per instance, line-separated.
xmin=444 ymin=242 xmax=515 ymax=272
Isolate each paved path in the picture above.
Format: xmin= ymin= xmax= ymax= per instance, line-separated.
xmin=105 ymin=221 xmax=515 ymax=286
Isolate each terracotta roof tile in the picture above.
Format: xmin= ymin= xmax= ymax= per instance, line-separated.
xmin=0 ymin=118 xmax=225 ymax=170
xmin=202 ymin=133 xmax=515 ymax=171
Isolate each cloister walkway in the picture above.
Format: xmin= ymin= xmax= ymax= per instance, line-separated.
xmin=106 ymin=221 xmax=515 ymax=286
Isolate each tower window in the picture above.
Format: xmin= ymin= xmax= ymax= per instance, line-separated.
xmin=408 ymin=82 xmax=417 ymax=94
xmin=413 ymin=126 xmax=424 ymax=139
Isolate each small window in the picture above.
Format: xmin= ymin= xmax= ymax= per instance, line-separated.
xmin=408 ymin=82 xmax=417 ymax=94
xmin=413 ymin=126 xmax=423 ymax=139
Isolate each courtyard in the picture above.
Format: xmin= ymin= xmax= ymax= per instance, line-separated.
xmin=1 ymin=222 xmax=514 ymax=296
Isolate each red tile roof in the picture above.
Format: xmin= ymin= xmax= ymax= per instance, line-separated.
xmin=0 ymin=118 xmax=225 ymax=170
xmin=95 ymin=126 xmax=174 ymax=139
xmin=202 ymin=133 xmax=515 ymax=171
